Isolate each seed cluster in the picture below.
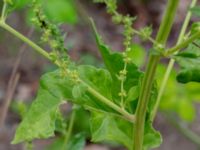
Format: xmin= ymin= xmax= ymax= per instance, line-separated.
xmin=93 ymin=0 xmax=136 ymax=107
xmin=31 ymin=0 xmax=79 ymax=84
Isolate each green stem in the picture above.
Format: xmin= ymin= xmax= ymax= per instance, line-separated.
xmin=62 ymin=109 xmax=76 ymax=150
xmin=151 ymin=0 xmax=197 ymax=121
xmin=165 ymin=30 xmax=200 ymax=56
xmin=133 ymin=0 xmax=180 ymax=150
xmin=1 ymin=2 xmax=7 ymax=21
xmin=85 ymin=105 xmax=134 ymax=123
xmin=0 ymin=21 xmax=135 ymax=123
xmin=84 ymin=81 xmax=135 ymax=122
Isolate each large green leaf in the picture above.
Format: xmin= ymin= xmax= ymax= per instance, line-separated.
xmin=12 ymin=88 xmax=66 ymax=144
xmin=175 ymin=40 xmax=200 ymax=83
xmin=92 ymin=21 xmax=158 ymax=115
xmin=92 ymin=21 xmax=142 ymax=110
xmin=41 ymin=0 xmax=78 ymax=24
xmin=90 ymin=112 xmax=133 ymax=149
xmin=91 ymin=22 xmax=162 ymax=149
xmin=12 ymin=65 xmax=115 ymax=143
xmin=90 ymin=111 xmax=162 ymax=150
xmin=143 ymin=121 xmax=162 ymax=150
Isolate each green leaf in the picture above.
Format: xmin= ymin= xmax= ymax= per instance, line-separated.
xmin=54 ymin=111 xmax=67 ymax=134
xmin=128 ymin=44 xmax=146 ymax=67
xmin=78 ymin=65 xmax=113 ymax=100
xmin=143 ymin=121 xmax=162 ymax=150
xmin=8 ymin=0 xmax=78 ymax=23
xmin=7 ymin=0 xmax=31 ymax=11
xmin=65 ymin=133 xmax=85 ymax=150
xmin=12 ymin=88 xmax=66 ymax=144
xmin=41 ymin=0 xmax=78 ymax=24
xmin=12 ymin=65 xmax=115 ymax=144
xmin=72 ymin=84 xmax=87 ymax=99
xmin=90 ymin=111 xmax=162 ymax=150
xmin=75 ymin=65 xmax=115 ymax=112
xmin=126 ymin=86 xmax=139 ymax=102
xmin=90 ymin=112 xmax=133 ymax=149
xmin=91 ymin=22 xmax=161 ymax=149
xmin=91 ymin=20 xmax=142 ymax=108
xmin=46 ymin=133 xmax=85 ymax=150
xmin=175 ymin=40 xmax=200 ymax=83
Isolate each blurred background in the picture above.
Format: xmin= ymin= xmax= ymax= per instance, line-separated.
xmin=0 ymin=0 xmax=200 ymax=150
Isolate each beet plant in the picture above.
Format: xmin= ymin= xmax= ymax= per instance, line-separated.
xmin=0 ymin=0 xmax=200 ymax=150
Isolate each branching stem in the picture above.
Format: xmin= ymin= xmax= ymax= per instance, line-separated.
xmin=151 ymin=0 xmax=198 ymax=121
xmin=133 ymin=0 xmax=180 ymax=150
xmin=165 ymin=30 xmax=200 ymax=56
xmin=0 ymin=21 xmax=135 ymax=123
xmin=84 ymin=81 xmax=135 ymax=122
xmin=133 ymin=29 xmax=157 ymax=45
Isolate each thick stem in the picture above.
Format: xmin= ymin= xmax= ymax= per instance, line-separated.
xmin=151 ymin=0 xmax=197 ymax=121
xmin=133 ymin=0 xmax=180 ymax=150
xmin=133 ymin=56 xmax=159 ymax=150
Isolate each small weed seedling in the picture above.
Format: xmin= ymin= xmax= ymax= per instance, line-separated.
xmin=0 ymin=0 xmax=200 ymax=150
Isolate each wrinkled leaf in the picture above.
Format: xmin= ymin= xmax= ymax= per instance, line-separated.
xmin=13 ymin=65 xmax=115 ymax=143
xmin=91 ymin=112 xmax=133 ymax=149
xmin=12 ymin=88 xmax=66 ymax=144
xmin=143 ymin=121 xmax=162 ymax=150
xmin=91 ymin=20 xmax=142 ymax=108
xmin=90 ymin=112 xmax=162 ymax=150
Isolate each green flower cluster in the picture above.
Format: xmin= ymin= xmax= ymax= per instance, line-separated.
xmin=93 ymin=0 xmax=136 ymax=107
xmin=31 ymin=0 xmax=79 ymax=83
